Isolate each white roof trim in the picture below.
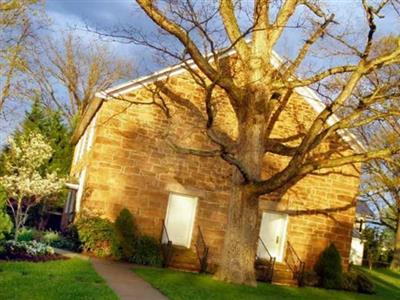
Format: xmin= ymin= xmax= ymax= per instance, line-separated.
xmin=95 ymin=50 xmax=365 ymax=152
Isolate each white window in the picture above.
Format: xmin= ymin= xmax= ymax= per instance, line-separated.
xmin=73 ymin=137 xmax=82 ymax=164
xmin=258 ymin=212 xmax=289 ymax=262
xmin=75 ymin=168 xmax=87 ymax=212
xmin=73 ymin=113 xmax=98 ymax=164
xmin=164 ymin=193 xmax=198 ymax=248
xmin=78 ymin=130 xmax=88 ymax=161
xmin=87 ymin=114 xmax=97 ymax=151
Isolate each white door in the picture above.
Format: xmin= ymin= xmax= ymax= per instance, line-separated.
xmin=164 ymin=193 xmax=198 ymax=248
xmin=257 ymin=212 xmax=288 ymax=262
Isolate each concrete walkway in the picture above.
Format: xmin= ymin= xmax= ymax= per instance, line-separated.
xmin=91 ymin=258 xmax=168 ymax=300
xmin=54 ymin=249 xmax=168 ymax=300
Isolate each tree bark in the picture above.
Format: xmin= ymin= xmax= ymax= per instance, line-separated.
xmin=214 ymin=176 xmax=260 ymax=285
xmin=390 ymin=216 xmax=400 ymax=270
xmin=213 ymin=86 xmax=268 ymax=285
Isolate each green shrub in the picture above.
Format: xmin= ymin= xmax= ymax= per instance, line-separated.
xmin=114 ymin=208 xmax=138 ymax=260
xmin=0 ymin=210 xmax=12 ymax=240
xmin=342 ymin=272 xmax=358 ymax=292
xmin=42 ymin=231 xmax=61 ymax=245
xmin=0 ymin=210 xmax=12 ymax=252
xmin=303 ymin=270 xmax=320 ymax=287
xmin=131 ymin=235 xmax=162 ymax=266
xmin=356 ymin=272 xmax=375 ymax=294
xmin=17 ymin=228 xmax=34 ymax=242
xmin=75 ymin=213 xmax=116 ymax=257
xmin=51 ymin=225 xmax=82 ymax=252
xmin=342 ymin=271 xmax=375 ymax=294
xmin=314 ymin=243 xmax=343 ymax=289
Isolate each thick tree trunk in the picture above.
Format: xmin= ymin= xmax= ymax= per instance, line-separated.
xmin=214 ymin=66 xmax=269 ymax=285
xmin=214 ymin=177 xmax=260 ymax=285
xmin=390 ymin=217 xmax=400 ymax=270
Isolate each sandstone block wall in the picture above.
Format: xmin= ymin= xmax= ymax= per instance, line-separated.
xmin=70 ymin=70 xmax=360 ymax=274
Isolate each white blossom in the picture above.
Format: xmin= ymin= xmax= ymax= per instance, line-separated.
xmin=0 ymin=132 xmax=65 ymax=237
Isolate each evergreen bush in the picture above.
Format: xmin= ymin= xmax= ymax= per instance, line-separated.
xmin=314 ymin=243 xmax=343 ymax=289
xmin=113 ymin=208 xmax=137 ymax=260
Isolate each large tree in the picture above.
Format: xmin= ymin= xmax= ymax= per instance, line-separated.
xmin=357 ymin=35 xmax=400 ymax=271
xmin=30 ymin=33 xmax=133 ymax=126
xmin=0 ymin=0 xmax=42 ymax=111
xmin=359 ymin=126 xmax=400 ymax=270
xmin=103 ymin=0 xmax=400 ymax=284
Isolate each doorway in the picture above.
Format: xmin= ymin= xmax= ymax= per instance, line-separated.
xmin=164 ymin=193 xmax=198 ymax=248
xmin=257 ymin=211 xmax=289 ymax=262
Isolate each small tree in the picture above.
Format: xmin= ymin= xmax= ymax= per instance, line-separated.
xmin=15 ymin=101 xmax=73 ymax=229
xmin=0 ymin=132 xmax=64 ymax=239
xmin=362 ymin=227 xmax=391 ymax=270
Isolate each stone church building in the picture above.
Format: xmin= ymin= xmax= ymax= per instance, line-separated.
xmin=65 ymin=54 xmax=362 ymax=285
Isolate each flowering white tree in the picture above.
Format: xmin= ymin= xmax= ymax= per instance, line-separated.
xmin=0 ymin=132 xmax=65 ymax=239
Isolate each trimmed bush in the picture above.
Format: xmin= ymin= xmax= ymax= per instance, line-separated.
xmin=114 ymin=208 xmax=137 ymax=260
xmin=132 ymin=235 xmax=162 ymax=266
xmin=75 ymin=213 xmax=116 ymax=257
xmin=314 ymin=243 xmax=343 ymax=289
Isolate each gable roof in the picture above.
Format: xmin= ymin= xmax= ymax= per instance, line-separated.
xmin=72 ymin=50 xmax=365 ymax=153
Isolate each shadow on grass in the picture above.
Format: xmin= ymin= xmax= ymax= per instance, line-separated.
xmin=134 ymin=267 xmax=398 ymax=300
xmin=356 ymin=267 xmax=400 ymax=299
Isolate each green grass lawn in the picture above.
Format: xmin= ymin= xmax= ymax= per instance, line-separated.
xmin=134 ymin=267 xmax=400 ymax=300
xmin=0 ymin=258 xmax=118 ymax=300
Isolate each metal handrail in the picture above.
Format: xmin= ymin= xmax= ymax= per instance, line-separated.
xmin=285 ymin=241 xmax=305 ymax=286
xmin=255 ymin=237 xmax=276 ymax=283
xmin=258 ymin=237 xmax=274 ymax=260
xmin=195 ymin=226 xmax=209 ymax=273
xmin=161 ymin=220 xmax=171 ymax=244
xmin=160 ymin=220 xmax=173 ymax=268
xmin=287 ymin=241 xmax=302 ymax=262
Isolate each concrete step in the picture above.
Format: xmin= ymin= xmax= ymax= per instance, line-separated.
xmin=169 ymin=246 xmax=200 ymax=271
xmin=272 ymin=262 xmax=298 ymax=286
